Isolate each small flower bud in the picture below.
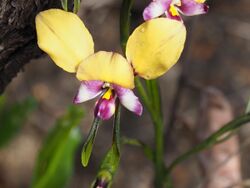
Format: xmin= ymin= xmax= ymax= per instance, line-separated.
xmin=93 ymin=178 xmax=109 ymax=188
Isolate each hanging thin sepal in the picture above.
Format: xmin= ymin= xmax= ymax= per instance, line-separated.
xmin=81 ymin=117 xmax=101 ymax=167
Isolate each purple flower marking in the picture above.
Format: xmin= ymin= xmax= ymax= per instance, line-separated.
xmin=74 ymin=81 xmax=143 ymax=120
xmin=143 ymin=0 xmax=209 ymax=21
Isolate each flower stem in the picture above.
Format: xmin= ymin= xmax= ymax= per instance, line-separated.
xmin=120 ymin=0 xmax=134 ymax=53
xmin=135 ymin=77 xmax=151 ymax=111
xmin=113 ymin=101 xmax=121 ymax=153
xmin=153 ymin=113 xmax=164 ymax=188
xmin=137 ymin=78 xmax=165 ymax=187
xmin=146 ymin=79 xmax=163 ymax=118
xmin=61 ymin=0 xmax=68 ymax=11
xmin=150 ymin=84 xmax=164 ymax=187
xmin=73 ymin=0 xmax=81 ymax=13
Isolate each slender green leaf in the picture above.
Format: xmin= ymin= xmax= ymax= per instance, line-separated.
xmin=165 ymin=113 xmax=250 ymax=178
xmin=32 ymin=106 xmax=84 ymax=188
xmin=164 ymin=99 xmax=250 ymax=187
xmin=81 ymin=117 xmax=101 ymax=167
xmin=0 ymin=97 xmax=37 ymax=148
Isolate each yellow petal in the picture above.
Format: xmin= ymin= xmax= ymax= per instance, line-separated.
xmin=126 ymin=18 xmax=186 ymax=79
xmin=35 ymin=9 xmax=94 ymax=73
xmin=76 ymin=51 xmax=135 ymax=89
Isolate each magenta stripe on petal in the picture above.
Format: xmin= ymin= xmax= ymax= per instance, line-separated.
xmin=113 ymin=85 xmax=143 ymax=116
xmin=73 ymin=80 xmax=103 ymax=104
xmin=178 ymin=0 xmax=208 ymax=16
xmin=94 ymin=97 xmax=116 ymax=120
xmin=143 ymin=0 xmax=170 ymax=20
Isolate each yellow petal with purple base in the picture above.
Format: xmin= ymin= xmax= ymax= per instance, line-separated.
xmin=35 ymin=9 xmax=94 ymax=73
xmin=126 ymin=18 xmax=186 ymax=79
xmin=76 ymin=51 xmax=135 ymax=89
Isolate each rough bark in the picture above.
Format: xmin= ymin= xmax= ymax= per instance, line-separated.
xmin=0 ymin=0 xmax=66 ymax=94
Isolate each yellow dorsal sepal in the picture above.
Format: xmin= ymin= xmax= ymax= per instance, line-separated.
xmin=77 ymin=51 xmax=135 ymax=89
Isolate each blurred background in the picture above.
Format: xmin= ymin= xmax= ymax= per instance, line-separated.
xmin=1 ymin=0 xmax=250 ymax=187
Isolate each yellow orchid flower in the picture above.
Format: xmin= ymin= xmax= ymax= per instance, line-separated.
xmin=35 ymin=9 xmax=186 ymax=120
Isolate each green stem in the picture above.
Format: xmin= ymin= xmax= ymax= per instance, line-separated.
xmin=135 ymin=79 xmax=162 ymax=119
xmin=135 ymin=78 xmax=152 ymax=112
xmin=145 ymin=80 xmax=152 ymax=96
xmin=136 ymin=79 xmax=164 ymax=187
xmin=113 ymin=101 xmax=121 ymax=153
xmin=153 ymin=114 xmax=164 ymax=188
xmin=120 ymin=0 xmax=134 ymax=52
xmin=61 ymin=0 xmax=68 ymax=11
xmin=146 ymin=79 xmax=163 ymax=118
xmin=137 ymin=80 xmax=164 ymax=188
xmin=145 ymin=79 xmax=164 ymax=187
xmin=73 ymin=0 xmax=81 ymax=13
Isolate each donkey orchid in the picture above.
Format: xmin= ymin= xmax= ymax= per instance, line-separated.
xmin=73 ymin=53 xmax=143 ymax=120
xmin=143 ymin=0 xmax=209 ymax=21
xmin=35 ymin=9 xmax=186 ymax=120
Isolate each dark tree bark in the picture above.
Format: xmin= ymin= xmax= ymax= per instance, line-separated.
xmin=0 ymin=0 xmax=70 ymax=94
